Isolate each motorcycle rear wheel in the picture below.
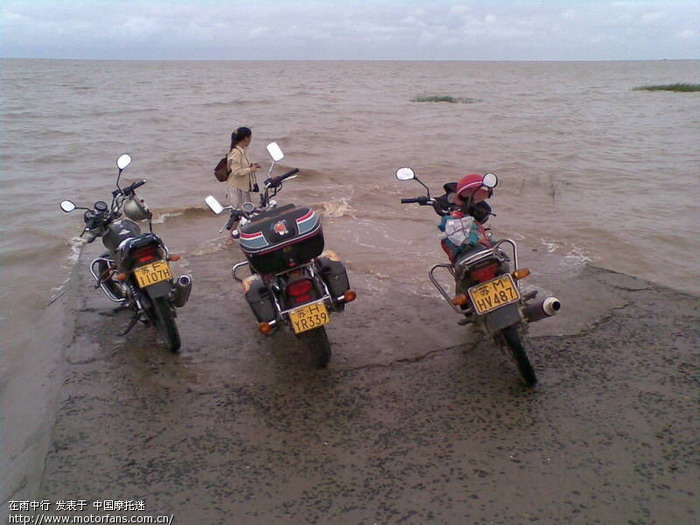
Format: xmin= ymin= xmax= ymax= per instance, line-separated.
xmin=500 ymin=325 xmax=537 ymax=387
xmin=152 ymin=297 xmax=181 ymax=353
xmin=299 ymin=326 xmax=332 ymax=368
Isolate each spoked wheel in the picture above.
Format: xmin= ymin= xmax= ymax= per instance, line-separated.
xmin=300 ymin=326 xmax=332 ymax=368
xmin=152 ymin=297 xmax=181 ymax=353
xmin=500 ymin=325 xmax=537 ymax=387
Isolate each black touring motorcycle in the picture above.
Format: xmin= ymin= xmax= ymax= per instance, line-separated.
xmin=205 ymin=142 xmax=355 ymax=367
xmin=60 ymin=154 xmax=192 ymax=352
xmin=396 ymin=167 xmax=561 ymax=386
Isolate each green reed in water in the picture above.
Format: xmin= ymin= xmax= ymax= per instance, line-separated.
xmin=634 ymin=83 xmax=700 ymax=92
xmin=412 ymin=95 xmax=480 ymax=103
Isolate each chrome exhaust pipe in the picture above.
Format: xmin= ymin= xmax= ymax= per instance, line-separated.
xmin=523 ymin=296 xmax=561 ymax=323
xmin=172 ymin=275 xmax=192 ymax=307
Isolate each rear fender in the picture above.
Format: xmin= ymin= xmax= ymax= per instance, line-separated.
xmin=482 ymin=303 xmax=521 ymax=333
xmin=141 ymin=280 xmax=172 ymax=300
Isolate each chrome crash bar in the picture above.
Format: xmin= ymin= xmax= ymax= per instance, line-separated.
xmin=90 ymin=257 xmax=124 ymax=303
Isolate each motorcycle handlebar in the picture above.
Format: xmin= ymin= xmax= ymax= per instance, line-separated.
xmin=280 ymin=168 xmax=299 ymax=180
xmin=123 ymin=179 xmax=146 ymax=195
xmin=224 ymin=211 xmax=240 ymax=231
xmin=401 ymin=196 xmax=431 ymax=205
xmin=266 ymin=168 xmax=300 ymax=189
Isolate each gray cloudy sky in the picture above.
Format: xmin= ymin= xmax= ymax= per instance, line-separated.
xmin=1 ymin=0 xmax=698 ymax=60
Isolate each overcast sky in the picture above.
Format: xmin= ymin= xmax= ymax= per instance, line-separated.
xmin=1 ymin=0 xmax=698 ymax=61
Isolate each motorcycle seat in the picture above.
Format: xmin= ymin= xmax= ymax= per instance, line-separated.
xmin=117 ymin=232 xmax=162 ymax=255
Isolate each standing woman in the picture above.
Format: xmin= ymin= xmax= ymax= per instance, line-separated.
xmin=227 ymin=127 xmax=261 ymax=207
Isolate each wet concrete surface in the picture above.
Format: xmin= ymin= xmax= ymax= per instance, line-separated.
xmin=38 ymin=244 xmax=699 ymax=524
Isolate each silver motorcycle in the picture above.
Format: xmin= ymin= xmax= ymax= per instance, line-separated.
xmin=60 ymin=154 xmax=192 ymax=352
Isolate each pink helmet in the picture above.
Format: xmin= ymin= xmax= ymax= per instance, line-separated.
xmin=454 ymin=174 xmax=491 ymax=205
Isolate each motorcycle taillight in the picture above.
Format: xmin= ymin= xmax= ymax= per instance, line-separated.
xmin=471 ymin=262 xmax=499 ymax=283
xmin=133 ymin=245 xmax=158 ymax=264
xmin=287 ymin=278 xmax=314 ymax=304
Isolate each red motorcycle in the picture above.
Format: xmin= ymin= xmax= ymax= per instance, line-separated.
xmin=396 ymin=167 xmax=561 ymax=386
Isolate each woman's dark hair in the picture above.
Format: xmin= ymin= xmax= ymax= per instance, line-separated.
xmin=230 ymin=127 xmax=252 ymax=150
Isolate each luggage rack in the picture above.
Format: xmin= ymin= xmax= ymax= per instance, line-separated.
xmin=231 ymin=259 xmax=320 ymax=283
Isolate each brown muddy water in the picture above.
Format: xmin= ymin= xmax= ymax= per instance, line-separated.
xmin=1 ymin=58 xmax=699 ymax=510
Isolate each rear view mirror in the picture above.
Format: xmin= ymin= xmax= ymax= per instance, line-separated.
xmin=205 ymin=195 xmax=224 ymax=215
xmin=266 ymin=142 xmax=284 ymax=162
xmin=482 ymin=173 xmax=498 ymax=189
xmin=60 ymin=200 xmax=76 ymax=213
xmin=116 ymin=154 xmax=132 ymax=171
xmin=396 ymin=167 xmax=415 ymax=181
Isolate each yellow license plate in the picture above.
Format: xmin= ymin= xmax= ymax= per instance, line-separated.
xmin=289 ymin=301 xmax=330 ymax=334
xmin=134 ymin=260 xmax=173 ymax=288
xmin=467 ymin=274 xmax=521 ymax=315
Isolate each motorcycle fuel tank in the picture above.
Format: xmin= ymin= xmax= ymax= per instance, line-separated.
xmin=102 ymin=219 xmax=142 ymax=254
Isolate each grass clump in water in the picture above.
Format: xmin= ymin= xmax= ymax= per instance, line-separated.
xmin=412 ymin=95 xmax=480 ymax=103
xmin=634 ymin=83 xmax=700 ymax=92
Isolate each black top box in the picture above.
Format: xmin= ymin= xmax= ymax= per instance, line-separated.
xmin=239 ymin=204 xmax=325 ymax=274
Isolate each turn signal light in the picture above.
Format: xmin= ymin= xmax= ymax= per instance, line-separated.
xmin=169 ymin=254 xmax=181 ymax=262
xmin=343 ymin=290 xmax=357 ymax=303
xmin=116 ymin=273 xmax=127 ymax=281
xmin=258 ymin=322 xmax=273 ymax=335
xmin=512 ymin=268 xmax=531 ymax=280
xmin=452 ymin=293 xmax=469 ymax=306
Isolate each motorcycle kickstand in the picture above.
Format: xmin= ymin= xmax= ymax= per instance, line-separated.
xmin=117 ymin=313 xmax=140 ymax=336
xmin=112 ymin=304 xmax=129 ymax=314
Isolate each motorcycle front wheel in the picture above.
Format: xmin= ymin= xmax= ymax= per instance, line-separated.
xmin=500 ymin=325 xmax=537 ymax=387
xmin=152 ymin=297 xmax=181 ymax=353
xmin=299 ymin=326 xmax=332 ymax=368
